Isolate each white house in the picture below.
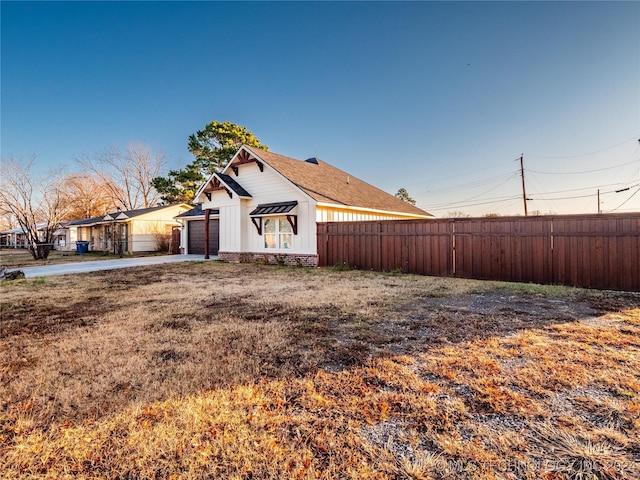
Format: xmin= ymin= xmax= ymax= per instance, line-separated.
xmin=182 ymin=145 xmax=431 ymax=266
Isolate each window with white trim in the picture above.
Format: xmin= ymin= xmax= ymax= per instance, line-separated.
xmin=263 ymin=217 xmax=293 ymax=249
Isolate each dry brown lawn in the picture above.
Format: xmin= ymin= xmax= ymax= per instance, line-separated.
xmin=1 ymin=261 xmax=639 ymax=479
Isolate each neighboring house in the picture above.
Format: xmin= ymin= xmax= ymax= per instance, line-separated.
xmin=0 ymin=222 xmax=63 ymax=249
xmin=53 ymin=222 xmax=71 ymax=250
xmin=65 ymin=204 xmax=191 ymax=253
xmin=183 ymin=145 xmax=432 ymax=266
xmin=0 ymin=226 xmax=28 ymax=248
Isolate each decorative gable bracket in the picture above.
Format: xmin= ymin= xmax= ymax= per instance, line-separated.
xmin=229 ymin=148 xmax=264 ymax=175
xmin=251 ymin=217 xmax=262 ymax=235
xmin=286 ymin=215 xmax=298 ymax=235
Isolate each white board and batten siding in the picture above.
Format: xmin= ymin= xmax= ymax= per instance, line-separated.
xmin=199 ymin=161 xmax=318 ymax=256
xmin=316 ymin=206 xmax=423 ymax=222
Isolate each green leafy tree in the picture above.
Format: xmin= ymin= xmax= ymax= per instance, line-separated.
xmin=154 ymin=121 xmax=268 ymax=204
xmin=395 ymin=188 xmax=416 ymax=206
xmin=152 ymin=164 xmax=203 ymax=204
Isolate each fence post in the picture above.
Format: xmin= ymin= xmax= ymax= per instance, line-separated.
xmin=377 ymin=222 xmax=382 ymax=271
xmin=452 ymin=221 xmax=456 ymax=276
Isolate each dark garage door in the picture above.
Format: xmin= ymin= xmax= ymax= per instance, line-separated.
xmin=187 ymin=219 xmax=219 ymax=255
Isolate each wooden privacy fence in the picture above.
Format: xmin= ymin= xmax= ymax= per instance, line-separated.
xmin=317 ymin=213 xmax=640 ymax=291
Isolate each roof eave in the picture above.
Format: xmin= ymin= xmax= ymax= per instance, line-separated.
xmin=316 ymin=202 xmax=433 ymax=219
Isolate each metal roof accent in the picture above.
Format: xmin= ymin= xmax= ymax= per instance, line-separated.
xmin=249 ymin=201 xmax=298 ymax=216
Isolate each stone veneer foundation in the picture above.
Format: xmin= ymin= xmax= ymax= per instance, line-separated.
xmin=218 ymin=251 xmax=319 ymax=267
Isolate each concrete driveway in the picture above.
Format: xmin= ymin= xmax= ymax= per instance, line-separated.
xmin=6 ymin=254 xmax=213 ymax=278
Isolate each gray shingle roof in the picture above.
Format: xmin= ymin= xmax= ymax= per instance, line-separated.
xmin=175 ymin=205 xmax=220 ymax=218
xmin=215 ymin=173 xmax=252 ymax=198
xmin=68 ymin=204 xmax=190 ymax=225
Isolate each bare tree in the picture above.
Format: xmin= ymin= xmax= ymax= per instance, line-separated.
xmin=77 ymin=142 xmax=164 ymax=210
xmin=61 ymin=174 xmax=117 ymax=219
xmin=446 ymin=211 xmax=471 ymax=218
xmin=0 ymin=156 xmax=71 ymax=260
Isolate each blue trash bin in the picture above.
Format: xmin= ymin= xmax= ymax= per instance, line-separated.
xmin=76 ymin=241 xmax=89 ymax=255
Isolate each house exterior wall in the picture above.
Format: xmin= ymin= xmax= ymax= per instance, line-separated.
xmin=54 ymin=230 xmax=72 ymax=251
xmin=128 ymin=205 xmax=188 ymax=252
xmin=199 ymin=161 xmax=318 ymax=265
xmin=316 ymin=205 xmax=424 ymax=222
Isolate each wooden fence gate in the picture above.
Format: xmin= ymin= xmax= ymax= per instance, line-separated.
xmin=317 ymin=213 xmax=640 ymax=291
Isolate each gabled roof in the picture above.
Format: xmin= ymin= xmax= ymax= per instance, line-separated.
xmin=1 ymin=226 xmax=27 ymax=234
xmin=237 ymin=146 xmax=431 ymax=217
xmin=175 ymin=205 xmax=220 ymax=218
xmin=215 ymin=173 xmax=252 ymax=198
xmin=67 ymin=216 xmax=104 ymax=227
xmin=104 ymin=205 xmax=179 ymax=220
xmin=1 ymin=222 xmax=68 ymax=234
xmin=68 ymin=204 xmax=190 ymax=226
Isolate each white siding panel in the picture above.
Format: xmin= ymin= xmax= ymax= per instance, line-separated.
xmin=316 ymin=206 xmax=418 ymax=222
xmin=231 ymin=163 xmax=302 ymax=202
xmin=131 ymin=234 xmax=157 ymax=252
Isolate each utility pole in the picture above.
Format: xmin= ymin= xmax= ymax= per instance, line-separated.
xmin=519 ymin=154 xmax=528 ymax=217
xmin=597 ymin=189 xmax=601 ymax=214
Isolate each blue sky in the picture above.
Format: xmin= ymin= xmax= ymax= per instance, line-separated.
xmin=2 ymin=1 xmax=639 ymax=216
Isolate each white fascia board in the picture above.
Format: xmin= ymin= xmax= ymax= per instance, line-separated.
xmin=213 ymin=173 xmax=252 ymax=200
xmin=179 ymin=213 xmax=220 ymax=221
xmin=220 ymin=147 xmax=247 ymax=175
xmin=193 ymin=172 xmax=217 ymax=200
xmin=316 ymin=202 xmax=432 ymax=219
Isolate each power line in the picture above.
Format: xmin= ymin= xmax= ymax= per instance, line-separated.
xmin=424 ymin=195 xmax=521 ymax=211
xmin=401 ymin=158 xmax=516 ymax=189
xmin=528 ymin=183 xmax=640 ymax=202
xmin=526 ymin=136 xmax=639 ymax=159
xmin=434 ymin=173 xmax=519 ymax=206
xmin=525 ymin=174 xmax=560 ymax=214
xmin=527 ymin=158 xmax=638 ymax=175
xmin=522 ymin=178 xmax=632 ymax=196
xmin=608 ymin=187 xmax=640 ymax=213
xmin=413 ymin=171 xmax=518 ymax=198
